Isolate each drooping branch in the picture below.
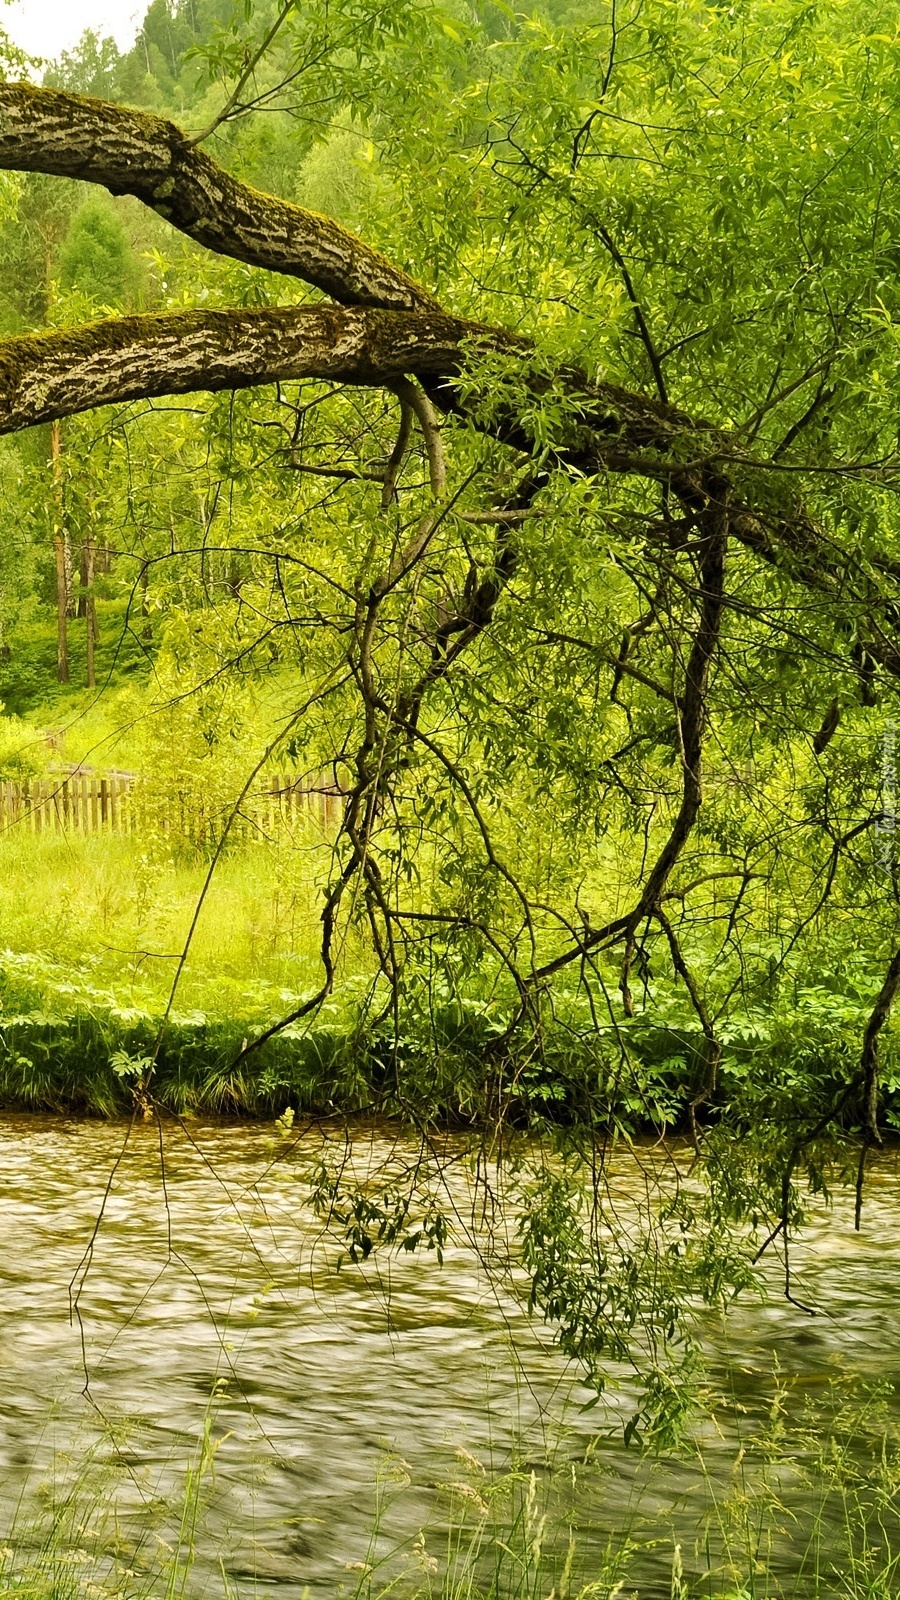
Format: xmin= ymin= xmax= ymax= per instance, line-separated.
xmin=654 ymin=903 xmax=722 ymax=1143
xmin=750 ymin=942 xmax=900 ymax=1275
xmin=625 ymin=500 xmax=728 ymax=927
xmin=535 ymin=502 xmax=728 ymax=979
xmin=0 ymin=82 xmax=436 ymax=312
xmin=854 ymin=945 xmax=900 ymax=1228
xmin=257 ymin=475 xmax=542 ymax=1034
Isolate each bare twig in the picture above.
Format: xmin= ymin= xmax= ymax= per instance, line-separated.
xmin=191 ymin=0 xmax=297 ymax=145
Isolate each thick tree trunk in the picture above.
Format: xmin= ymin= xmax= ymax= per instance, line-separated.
xmin=0 ymin=306 xmax=494 ymax=435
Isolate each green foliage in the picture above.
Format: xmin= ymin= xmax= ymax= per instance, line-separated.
xmin=57 ymin=197 xmax=145 ymax=310
xmin=8 ymin=0 xmax=900 ymax=1421
xmin=0 ymin=708 xmax=48 ymax=781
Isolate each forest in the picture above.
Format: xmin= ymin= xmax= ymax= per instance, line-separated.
xmin=0 ymin=0 xmax=900 ymax=1594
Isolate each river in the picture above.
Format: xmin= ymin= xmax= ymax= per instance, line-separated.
xmin=0 ymin=1115 xmax=897 ymax=1597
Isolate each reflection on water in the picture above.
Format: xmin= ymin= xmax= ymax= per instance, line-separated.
xmin=0 ymin=1115 xmax=897 ymax=1596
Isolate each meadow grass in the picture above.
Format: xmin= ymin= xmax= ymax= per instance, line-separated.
xmin=0 ymin=828 xmax=333 ymax=1014
xmin=0 ymin=601 xmax=149 ymax=724
xmin=0 ymin=829 xmax=383 ymax=1116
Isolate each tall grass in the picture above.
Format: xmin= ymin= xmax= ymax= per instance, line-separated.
xmin=2 ymin=1376 xmax=900 ymax=1599
xmin=0 ymin=830 xmax=335 ymax=1014
xmin=0 ymin=827 xmax=371 ymax=1115
xmin=347 ymin=1376 xmax=900 ymax=1600
xmin=0 ymin=1412 xmax=222 ymax=1600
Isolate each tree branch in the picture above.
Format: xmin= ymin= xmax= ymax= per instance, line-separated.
xmin=0 ymin=82 xmax=435 ymax=311
xmin=391 ymin=376 xmax=446 ymax=497
xmin=191 ymin=0 xmax=298 ymax=145
xmin=0 ymin=306 xmax=489 ymax=433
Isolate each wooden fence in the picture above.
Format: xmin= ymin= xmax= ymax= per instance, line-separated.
xmin=0 ymin=770 xmax=343 ymax=839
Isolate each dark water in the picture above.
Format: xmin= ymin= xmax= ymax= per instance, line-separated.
xmin=0 ymin=1116 xmax=897 ymax=1597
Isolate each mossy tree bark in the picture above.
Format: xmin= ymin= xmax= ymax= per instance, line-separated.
xmin=0 ymin=83 xmax=437 ymax=312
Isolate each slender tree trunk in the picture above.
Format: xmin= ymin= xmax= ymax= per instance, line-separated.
xmin=53 ymin=533 xmax=69 ymax=681
xmin=64 ymin=532 xmax=75 ymax=619
xmin=50 ymin=419 xmax=69 ymax=684
xmin=84 ymin=536 xmax=96 ymax=688
xmin=77 ymin=540 xmax=87 ymax=617
xmin=140 ymin=560 xmax=152 ymax=642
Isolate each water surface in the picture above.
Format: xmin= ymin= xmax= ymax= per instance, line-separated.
xmin=0 ymin=1116 xmax=897 ymax=1596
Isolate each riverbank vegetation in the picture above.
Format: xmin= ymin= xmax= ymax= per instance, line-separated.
xmin=0 ymin=830 xmax=895 ymax=1132
xmin=2 ymin=0 xmax=900 ymax=1472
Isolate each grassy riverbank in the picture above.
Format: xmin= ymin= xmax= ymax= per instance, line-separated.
xmin=2 ymin=1374 xmax=899 ymax=1599
xmin=0 ymin=833 xmax=895 ymax=1129
xmin=0 ymin=829 xmax=341 ymax=1114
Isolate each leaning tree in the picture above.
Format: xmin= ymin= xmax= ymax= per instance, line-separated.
xmin=3 ymin=0 xmax=900 ymax=1428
